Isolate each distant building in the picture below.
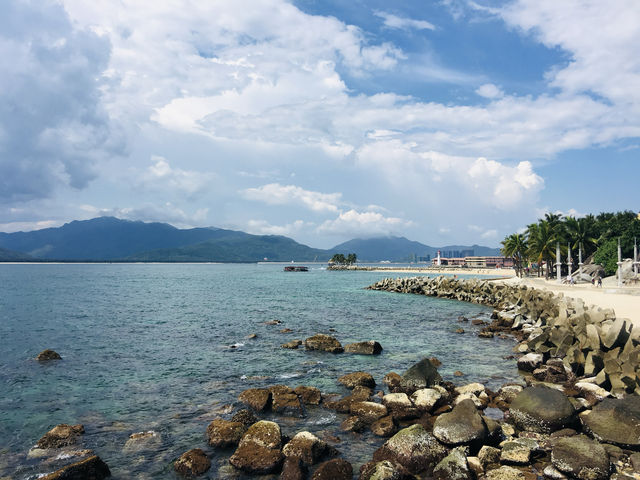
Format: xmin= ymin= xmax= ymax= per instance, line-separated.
xmin=431 ymin=255 xmax=514 ymax=268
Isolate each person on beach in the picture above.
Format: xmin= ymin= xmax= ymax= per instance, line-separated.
xmin=597 ymin=276 xmax=602 ymax=288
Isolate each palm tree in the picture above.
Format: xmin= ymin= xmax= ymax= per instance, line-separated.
xmin=501 ymin=233 xmax=528 ymax=277
xmin=565 ymin=216 xmax=598 ymax=259
xmin=529 ymin=220 xmax=562 ymax=279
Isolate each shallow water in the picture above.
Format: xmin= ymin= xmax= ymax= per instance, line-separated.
xmin=0 ymin=264 xmax=520 ymax=478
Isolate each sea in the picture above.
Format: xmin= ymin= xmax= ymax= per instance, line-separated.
xmin=0 ymin=263 xmax=521 ymax=479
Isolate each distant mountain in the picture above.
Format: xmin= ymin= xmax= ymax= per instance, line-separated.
xmin=128 ymin=235 xmax=330 ymax=262
xmin=330 ymin=236 xmax=500 ymax=262
xmin=0 ymin=247 xmax=33 ymax=261
xmin=0 ymin=217 xmax=235 ymax=260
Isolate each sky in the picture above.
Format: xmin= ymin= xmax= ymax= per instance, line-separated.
xmin=1 ymin=0 xmax=639 ymax=248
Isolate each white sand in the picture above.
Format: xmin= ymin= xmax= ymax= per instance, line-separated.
xmin=500 ymin=276 xmax=640 ymax=325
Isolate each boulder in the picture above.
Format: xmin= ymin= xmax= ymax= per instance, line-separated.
xmin=551 ymin=435 xmax=610 ymax=480
xmin=478 ymin=445 xmax=501 ymax=467
xmin=358 ymin=459 xmax=414 ymax=480
xmin=280 ymin=456 xmax=307 ymax=480
xmin=338 ymin=372 xmax=376 ymax=389
xmin=517 ymin=353 xmax=543 ymax=373
xmin=294 ymin=386 xmax=322 ymax=405
xmin=231 ymin=409 xmax=258 ymax=427
xmin=433 ymin=447 xmax=473 ymax=480
xmin=509 ymin=386 xmax=575 ymax=433
xmin=305 ymin=334 xmax=344 ymax=353
xmin=398 ymin=358 xmax=442 ymax=394
xmin=433 ymin=399 xmax=487 ymax=446
xmin=499 ymin=441 xmax=531 ymax=465
xmin=206 ymin=419 xmax=245 ymax=448
xmin=239 ymin=388 xmax=272 ymax=412
xmin=174 ymin=448 xmax=211 ymax=477
xmin=37 ymin=424 xmax=84 ymax=449
xmin=270 ymin=385 xmax=304 ymax=417
xmin=580 ymin=395 xmax=640 ymax=447
xmin=382 ymin=393 xmax=419 ymax=419
xmin=40 ymin=455 xmax=110 ymax=480
xmin=340 ymin=415 xmax=367 ymax=433
xmin=229 ymin=420 xmax=284 ymax=474
xmin=282 ymin=431 xmax=336 ymax=466
xmin=282 ymin=340 xmax=303 ymax=349
xmin=311 ymin=458 xmax=352 ymax=480
xmin=410 ymin=388 xmax=442 ymax=412
xmin=344 ymin=341 xmax=383 ymax=355
xmin=36 ymin=349 xmax=62 ymax=361
xmin=371 ymin=416 xmax=397 ymax=437
xmin=373 ymin=424 xmax=448 ymax=475
xmin=483 ymin=465 xmax=528 ymax=479
xmin=351 ymin=401 xmax=388 ymax=423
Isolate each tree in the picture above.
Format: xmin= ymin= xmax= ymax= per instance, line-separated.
xmin=501 ymin=233 xmax=528 ymax=277
xmin=346 ymin=253 xmax=357 ymax=265
xmin=565 ymin=215 xmax=598 ymax=259
xmin=330 ymin=253 xmax=357 ymax=265
xmin=528 ymin=220 xmax=562 ymax=279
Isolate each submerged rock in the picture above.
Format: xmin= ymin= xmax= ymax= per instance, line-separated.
xmin=310 ymin=458 xmax=352 ymax=480
xmin=281 ymin=340 xmax=303 ymax=349
xmin=344 ymin=341 xmax=382 ymax=355
xmin=122 ymin=430 xmax=161 ymax=452
xmin=304 ymin=334 xmax=344 ymax=353
xmin=40 ymin=455 xmax=110 ymax=480
xmin=36 ymin=349 xmax=62 ymax=361
xmin=509 ymin=386 xmax=575 ymax=433
xmin=338 ymin=371 xmax=376 ymax=389
xmin=37 ymin=424 xmax=84 ymax=449
xmin=174 ymin=448 xmax=211 ymax=477
xmin=280 ymin=456 xmax=307 ymax=480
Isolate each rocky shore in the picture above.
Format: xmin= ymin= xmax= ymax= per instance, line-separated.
xmin=24 ymin=276 xmax=640 ymax=479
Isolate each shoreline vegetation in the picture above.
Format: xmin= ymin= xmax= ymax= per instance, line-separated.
xmin=27 ymin=275 xmax=640 ymax=479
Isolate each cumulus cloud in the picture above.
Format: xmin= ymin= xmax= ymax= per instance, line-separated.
xmin=476 ymin=83 xmax=504 ymax=99
xmin=374 ymin=11 xmax=436 ymax=30
xmin=81 ymin=203 xmax=209 ymax=228
xmin=317 ymin=209 xmax=412 ymax=237
xmin=242 ymin=183 xmax=342 ymax=213
xmin=139 ymin=156 xmax=215 ymax=198
xmin=0 ymin=0 xmax=123 ymax=203
xmin=245 ymin=219 xmax=312 ymax=236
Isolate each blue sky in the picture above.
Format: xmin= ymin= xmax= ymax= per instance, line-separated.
xmin=1 ymin=0 xmax=638 ymax=248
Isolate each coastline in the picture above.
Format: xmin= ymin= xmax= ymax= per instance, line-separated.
xmin=330 ymin=265 xmax=517 ymax=277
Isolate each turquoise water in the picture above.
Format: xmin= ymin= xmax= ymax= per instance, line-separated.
xmin=0 ymin=264 xmax=519 ymax=478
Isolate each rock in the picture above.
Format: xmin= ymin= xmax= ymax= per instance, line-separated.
xmin=496 ymin=385 xmax=523 ymax=405
xmin=280 ymin=456 xmax=307 ymax=480
xmin=344 ymin=340 xmax=383 ymax=355
xmin=517 ymin=353 xmax=543 ymax=372
xmin=40 ymin=455 xmax=110 ymax=480
xmin=283 ymin=431 xmax=336 ymax=466
xmin=478 ymin=445 xmax=501 ymax=467
xmin=382 ymin=393 xmax=418 ymax=419
xmin=174 ymin=448 xmax=211 ymax=477
xmin=358 ymin=459 xmax=414 ymax=480
xmin=37 ymin=424 xmax=84 ymax=449
xmin=340 ymin=415 xmax=367 ymax=433
xmin=411 ymin=388 xmax=442 ymax=412
xmin=373 ymin=424 xmax=448 ymax=475
xmin=36 ymin=349 xmax=62 ymax=361
xmin=294 ymin=386 xmax=322 ymax=405
xmin=500 ymin=441 xmax=531 ymax=465
xmin=280 ymin=328 xmax=293 ymax=333
xmin=478 ymin=331 xmax=495 ymax=338
xmin=455 ymin=382 xmax=485 ymax=396
xmin=467 ymin=456 xmax=483 ymax=477
xmin=509 ymin=386 xmax=575 ymax=433
xmin=433 ymin=447 xmax=473 ymax=480
xmin=433 ymin=399 xmax=487 ymax=446
xmin=351 ymin=401 xmax=388 ymax=423
xmin=311 ymin=458 xmax=352 ymax=480
xmin=206 ymin=419 xmax=245 ymax=448
xmin=282 ymin=340 xmax=303 ymax=349
xmin=454 ymin=370 xmax=464 ymax=376
xmin=383 ymin=372 xmax=403 ymax=392
xmin=247 ymin=333 xmax=258 ymax=339
xmin=573 ymin=382 xmax=610 ymax=405
xmin=456 ymin=328 xmax=465 ymax=334
xmin=122 ymin=430 xmax=161 ymax=452
xmin=231 ymin=409 xmax=258 ymax=427
xmin=339 ymin=372 xmax=376 ymax=389
xmin=305 ymin=334 xmax=344 ymax=353
xmin=551 ymin=435 xmax=609 ymax=480
xmin=580 ymin=395 xmax=640 ymax=447
xmin=325 ymin=387 xmax=372 ymax=413
xmin=371 ymin=416 xmax=397 ymax=437
xmin=484 ymin=465 xmax=527 ymax=479
xmin=264 ymin=319 xmax=282 ymax=325
xmin=229 ymin=420 xmax=284 ymax=474
xmin=239 ymin=388 xmax=272 ymax=412
xmin=270 ymin=385 xmax=304 ymax=417
xmin=399 ymin=358 xmax=442 ymax=394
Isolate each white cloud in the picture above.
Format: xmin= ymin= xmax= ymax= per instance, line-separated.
xmin=242 ymin=183 xmax=342 ymax=213
xmin=245 ymin=219 xmax=312 ymax=236
xmin=140 ymin=156 xmax=215 ymax=198
xmin=317 ymin=209 xmax=412 ymax=237
xmin=81 ymin=203 xmax=209 ymax=228
xmin=374 ymin=11 xmax=436 ymax=31
xmin=476 ymin=83 xmax=504 ymax=99
xmin=481 ymin=229 xmax=498 ymax=239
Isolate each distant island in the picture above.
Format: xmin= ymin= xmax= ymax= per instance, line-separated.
xmin=0 ymin=216 xmax=500 ymax=263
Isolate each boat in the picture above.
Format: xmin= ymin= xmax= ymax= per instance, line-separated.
xmin=284 ymin=265 xmax=309 ymax=272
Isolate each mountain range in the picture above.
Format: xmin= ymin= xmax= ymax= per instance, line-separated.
xmin=0 ymin=217 xmax=500 ymax=262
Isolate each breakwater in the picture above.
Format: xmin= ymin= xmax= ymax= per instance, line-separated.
xmin=367 ymin=275 xmax=639 ymax=397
